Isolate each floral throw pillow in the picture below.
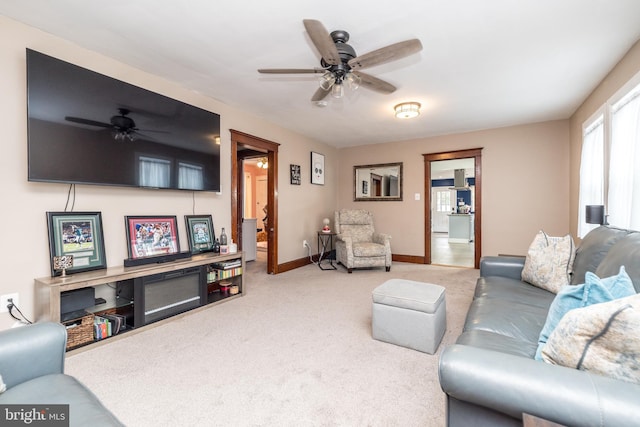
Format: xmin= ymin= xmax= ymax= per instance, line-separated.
xmin=521 ymin=230 xmax=575 ymax=293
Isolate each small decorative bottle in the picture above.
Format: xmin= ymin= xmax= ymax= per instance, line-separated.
xmin=219 ymin=228 xmax=228 ymax=254
xmin=213 ymin=238 xmax=220 ymax=254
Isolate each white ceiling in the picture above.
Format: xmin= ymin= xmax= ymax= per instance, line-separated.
xmin=2 ymin=1 xmax=640 ymax=148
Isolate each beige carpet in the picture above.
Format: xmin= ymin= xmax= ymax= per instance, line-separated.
xmin=65 ymin=261 xmax=478 ymax=427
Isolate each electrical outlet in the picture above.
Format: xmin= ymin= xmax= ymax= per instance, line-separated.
xmin=303 ymin=240 xmax=308 ymax=249
xmin=0 ymin=293 xmax=19 ymax=313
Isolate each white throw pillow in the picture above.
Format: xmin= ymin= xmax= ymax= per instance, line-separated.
xmin=0 ymin=374 xmax=5 ymax=394
xmin=521 ymin=230 xmax=575 ymax=293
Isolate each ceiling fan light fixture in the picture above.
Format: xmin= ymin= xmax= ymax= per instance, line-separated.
xmin=257 ymin=157 xmax=268 ymax=169
xmin=319 ymin=72 xmax=336 ymax=91
xmin=394 ymin=102 xmax=421 ymax=119
xmin=345 ymin=72 xmax=361 ymax=90
xmin=331 ymin=82 xmax=344 ymax=99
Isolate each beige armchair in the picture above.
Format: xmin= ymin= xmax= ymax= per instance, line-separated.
xmin=334 ymin=209 xmax=392 ymax=273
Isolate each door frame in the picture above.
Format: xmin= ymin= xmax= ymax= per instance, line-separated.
xmin=423 ymin=148 xmax=483 ymax=269
xmin=230 ymin=130 xmax=280 ymax=274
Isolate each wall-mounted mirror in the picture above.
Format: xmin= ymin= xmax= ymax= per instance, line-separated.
xmin=354 ymin=162 xmax=403 ymax=201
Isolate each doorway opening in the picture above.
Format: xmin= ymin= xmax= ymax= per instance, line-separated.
xmin=423 ymin=148 xmax=482 ymax=269
xmin=231 ymin=130 xmax=280 ymax=274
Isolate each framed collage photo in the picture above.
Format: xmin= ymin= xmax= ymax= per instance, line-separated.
xmin=125 ymin=215 xmax=180 ymax=259
xmin=46 ymin=211 xmax=107 ymax=277
xmin=290 ymin=164 xmax=301 ymax=185
xmin=311 ymin=152 xmax=325 ymax=185
xmin=184 ymin=215 xmax=215 ymax=253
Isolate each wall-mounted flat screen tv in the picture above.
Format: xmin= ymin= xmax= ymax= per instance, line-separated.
xmin=26 ymin=49 xmax=221 ymax=192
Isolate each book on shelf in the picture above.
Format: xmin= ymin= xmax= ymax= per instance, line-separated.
xmin=210 ymin=259 xmax=242 ymax=270
xmin=94 ymin=313 xmax=127 ymax=340
xmin=215 ymin=267 xmax=242 ymax=280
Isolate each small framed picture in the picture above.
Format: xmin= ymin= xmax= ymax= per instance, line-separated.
xmin=311 ymin=152 xmax=325 ymax=185
xmin=46 ymin=211 xmax=107 ymax=277
xmin=125 ymin=215 xmax=180 ymax=259
xmin=184 ymin=215 xmax=215 ymax=253
xmin=290 ymin=164 xmax=301 ymax=185
xmin=362 ymin=180 xmax=368 ymax=195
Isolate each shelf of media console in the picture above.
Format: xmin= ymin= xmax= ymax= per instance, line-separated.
xmin=35 ymin=251 xmax=245 ymax=352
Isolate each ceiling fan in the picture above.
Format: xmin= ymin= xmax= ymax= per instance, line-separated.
xmin=65 ymin=108 xmax=164 ymax=141
xmin=258 ymin=19 xmax=422 ymax=102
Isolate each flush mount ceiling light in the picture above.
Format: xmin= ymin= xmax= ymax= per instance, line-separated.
xmin=394 ymin=102 xmax=421 ymax=119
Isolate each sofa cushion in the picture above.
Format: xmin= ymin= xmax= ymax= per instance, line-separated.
xmin=353 ymin=242 xmax=386 ymax=257
xmin=595 ymin=232 xmax=640 ymax=292
xmin=521 ymin=230 xmax=575 ymax=293
xmin=456 ymin=330 xmax=537 ymax=358
xmin=542 ymin=293 xmax=640 ymax=385
xmin=534 ymin=266 xmax=635 ymax=360
xmin=571 ymin=225 xmax=631 ymax=285
xmin=463 ymin=297 xmax=548 ymax=344
xmin=474 ymin=276 xmax=555 ymax=308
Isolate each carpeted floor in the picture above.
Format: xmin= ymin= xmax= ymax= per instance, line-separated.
xmin=65 ymin=261 xmax=478 ymax=426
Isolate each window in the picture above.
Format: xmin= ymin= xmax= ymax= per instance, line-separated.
xmin=609 ymin=83 xmax=640 ymax=230
xmin=436 ymin=190 xmax=452 ymax=213
xmin=577 ymin=115 xmax=604 ymax=238
xmin=578 ymin=77 xmax=640 ymax=236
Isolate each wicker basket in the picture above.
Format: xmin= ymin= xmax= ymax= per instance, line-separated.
xmin=63 ymin=312 xmax=95 ymax=350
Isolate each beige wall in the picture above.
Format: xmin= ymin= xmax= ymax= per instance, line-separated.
xmin=337 ymin=120 xmax=571 ymax=258
xmin=0 ymin=17 xmax=337 ymax=329
xmin=569 ymin=39 xmax=640 ymax=238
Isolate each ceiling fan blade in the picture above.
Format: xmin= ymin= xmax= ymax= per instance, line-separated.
xmin=303 ymin=19 xmax=341 ymax=66
xmin=311 ymin=86 xmax=331 ymax=102
xmin=65 ymin=116 xmax=113 ymax=128
xmin=348 ymin=39 xmax=423 ymax=70
xmin=258 ymin=68 xmax=325 ymax=74
xmin=354 ymin=71 xmax=396 ymax=94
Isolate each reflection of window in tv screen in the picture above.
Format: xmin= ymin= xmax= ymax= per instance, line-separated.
xmin=26 ymin=49 xmax=221 ymax=192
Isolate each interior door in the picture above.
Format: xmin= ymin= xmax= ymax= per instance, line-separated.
xmin=244 ymin=172 xmax=253 ymax=219
xmin=256 ymin=177 xmax=268 ymax=230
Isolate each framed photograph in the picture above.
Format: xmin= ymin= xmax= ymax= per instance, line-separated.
xmin=311 ymin=152 xmax=325 ymax=185
xmin=184 ymin=215 xmax=215 ymax=253
xmin=290 ymin=164 xmax=301 ymax=185
xmin=362 ymin=180 xmax=368 ymax=195
xmin=125 ymin=215 xmax=180 ymax=259
xmin=46 ymin=211 xmax=107 ymax=277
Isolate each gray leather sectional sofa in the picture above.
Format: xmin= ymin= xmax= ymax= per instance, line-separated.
xmin=439 ymin=225 xmax=640 ymax=427
xmin=0 ymin=322 xmax=123 ymax=426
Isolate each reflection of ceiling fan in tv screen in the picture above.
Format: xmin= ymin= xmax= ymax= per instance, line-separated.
xmin=26 ymin=49 xmax=221 ymax=192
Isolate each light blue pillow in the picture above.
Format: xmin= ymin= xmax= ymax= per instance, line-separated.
xmin=534 ymin=265 xmax=634 ymax=360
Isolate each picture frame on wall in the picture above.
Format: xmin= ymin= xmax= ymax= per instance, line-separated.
xmin=311 ymin=152 xmax=325 ymax=185
xmin=124 ymin=215 xmax=180 ymax=259
xmin=290 ymin=164 xmax=301 ymax=185
xmin=184 ymin=215 xmax=215 ymax=253
xmin=46 ymin=211 xmax=107 ymax=277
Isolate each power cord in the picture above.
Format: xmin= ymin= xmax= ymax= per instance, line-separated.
xmin=7 ymin=299 xmax=32 ymax=325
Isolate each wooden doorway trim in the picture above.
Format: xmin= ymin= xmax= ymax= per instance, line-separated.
xmin=423 ymin=148 xmax=483 ymax=269
xmin=230 ymin=130 xmax=280 ymax=274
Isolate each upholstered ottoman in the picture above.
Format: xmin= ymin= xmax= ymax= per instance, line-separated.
xmin=372 ymin=279 xmax=446 ymax=354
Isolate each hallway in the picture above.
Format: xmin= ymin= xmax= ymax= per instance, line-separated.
xmin=431 ymin=232 xmax=474 ymax=268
